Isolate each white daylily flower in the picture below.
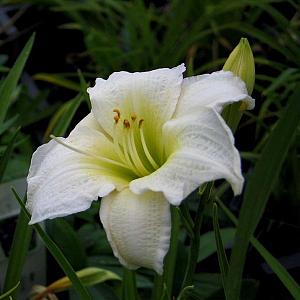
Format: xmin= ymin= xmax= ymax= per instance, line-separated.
xmin=26 ymin=64 xmax=254 ymax=274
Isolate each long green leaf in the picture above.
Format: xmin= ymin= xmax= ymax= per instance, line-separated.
xmin=44 ymin=93 xmax=84 ymax=141
xmin=0 ymin=128 xmax=20 ymax=182
xmin=3 ymin=194 xmax=32 ymax=299
xmin=212 ymin=203 xmax=229 ymax=299
xmin=12 ymin=188 xmax=92 ymax=300
xmin=33 ymin=73 xmax=81 ymax=91
xmin=0 ymin=282 xmax=20 ymax=299
xmin=226 ymin=86 xmax=300 ymax=299
xmin=0 ymin=34 xmax=35 ymax=123
xmin=216 ymin=197 xmax=300 ymax=299
xmin=37 ymin=267 xmax=121 ymax=296
xmin=47 ymin=219 xmax=87 ymax=270
xmin=197 ymin=228 xmax=236 ymax=262
xmin=53 ymin=93 xmax=84 ymax=137
xmin=0 ymin=115 xmax=19 ymax=135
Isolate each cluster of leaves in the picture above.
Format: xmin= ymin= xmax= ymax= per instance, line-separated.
xmin=0 ymin=0 xmax=300 ymax=300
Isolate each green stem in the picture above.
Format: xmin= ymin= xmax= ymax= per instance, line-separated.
xmin=212 ymin=203 xmax=229 ymax=299
xmin=181 ymin=183 xmax=213 ymax=289
xmin=122 ymin=269 xmax=139 ymax=300
xmin=152 ymin=206 xmax=180 ymax=300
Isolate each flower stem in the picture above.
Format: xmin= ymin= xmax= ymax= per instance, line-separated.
xmin=152 ymin=206 xmax=180 ymax=300
xmin=181 ymin=182 xmax=213 ymax=289
xmin=122 ymin=268 xmax=139 ymax=300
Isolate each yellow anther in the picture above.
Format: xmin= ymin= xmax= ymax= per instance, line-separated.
xmin=131 ymin=112 xmax=137 ymax=122
xmin=138 ymin=119 xmax=144 ymax=128
xmin=123 ymin=119 xmax=130 ymax=129
xmin=113 ymin=108 xmax=121 ymax=118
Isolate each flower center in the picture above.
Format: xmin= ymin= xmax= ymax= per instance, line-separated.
xmin=112 ymin=108 xmax=160 ymax=177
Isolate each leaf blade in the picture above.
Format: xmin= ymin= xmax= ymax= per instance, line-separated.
xmin=226 ymin=86 xmax=300 ymax=299
xmin=0 ymin=34 xmax=35 ymax=123
xmin=12 ymin=188 xmax=92 ymax=300
xmin=212 ymin=203 xmax=229 ymax=299
xmin=2 ymin=193 xmax=32 ymax=299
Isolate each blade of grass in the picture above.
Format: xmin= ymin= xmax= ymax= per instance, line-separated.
xmin=12 ymin=188 xmax=92 ymax=300
xmin=0 ymin=33 xmax=35 ymax=123
xmin=2 ymin=193 xmax=32 ymax=299
xmin=78 ymin=70 xmax=91 ymax=109
xmin=226 ymin=85 xmax=300 ymax=300
xmin=0 ymin=127 xmax=20 ymax=182
xmin=33 ymin=73 xmax=81 ymax=91
xmin=197 ymin=228 xmax=236 ymax=263
xmin=178 ymin=203 xmax=194 ymax=239
xmin=34 ymin=267 xmax=121 ymax=300
xmin=44 ymin=93 xmax=84 ymax=141
xmin=216 ymin=197 xmax=300 ymax=299
xmin=52 ymin=93 xmax=84 ymax=137
xmin=0 ymin=115 xmax=19 ymax=135
xmin=212 ymin=203 xmax=229 ymax=299
xmin=0 ymin=282 xmax=20 ymax=299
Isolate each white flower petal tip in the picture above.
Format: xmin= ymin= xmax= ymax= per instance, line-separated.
xmin=176 ymin=70 xmax=255 ymax=117
xmin=100 ymin=189 xmax=171 ymax=274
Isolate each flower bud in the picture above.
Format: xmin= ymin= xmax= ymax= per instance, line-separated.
xmin=223 ymin=38 xmax=255 ymax=95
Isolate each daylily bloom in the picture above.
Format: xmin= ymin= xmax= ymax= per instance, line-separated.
xmin=26 ymin=64 xmax=254 ymax=274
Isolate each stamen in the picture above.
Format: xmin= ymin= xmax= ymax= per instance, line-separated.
xmin=112 ymin=124 xmax=126 ymax=162
xmin=113 ymin=109 xmax=121 ymax=124
xmin=114 ymin=115 xmax=120 ymax=124
xmin=123 ymin=119 xmax=130 ymax=129
xmin=138 ymin=119 xmax=144 ymax=128
xmin=131 ymin=112 xmax=137 ymax=122
xmin=122 ymin=133 xmax=143 ymax=177
xmin=50 ymin=135 xmax=130 ymax=170
xmin=113 ymin=108 xmax=121 ymax=118
xmin=139 ymin=125 xmax=160 ymax=170
xmin=128 ymin=128 xmax=150 ymax=176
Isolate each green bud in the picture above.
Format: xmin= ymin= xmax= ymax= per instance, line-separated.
xmin=223 ymin=38 xmax=255 ymax=95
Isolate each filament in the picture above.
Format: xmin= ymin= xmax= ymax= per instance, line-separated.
xmin=50 ymin=135 xmax=130 ymax=170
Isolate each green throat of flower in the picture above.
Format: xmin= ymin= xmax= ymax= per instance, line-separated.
xmin=51 ymin=108 xmax=163 ymax=181
xmin=112 ymin=108 xmax=160 ymax=177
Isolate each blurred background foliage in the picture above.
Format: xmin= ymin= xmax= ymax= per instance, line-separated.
xmin=0 ymin=0 xmax=299 ymax=299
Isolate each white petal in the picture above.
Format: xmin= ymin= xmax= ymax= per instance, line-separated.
xmin=175 ymin=71 xmax=254 ymax=117
xmin=87 ymin=64 xmax=185 ymax=137
xmin=27 ymin=114 xmax=130 ymax=224
xmin=100 ymin=189 xmax=171 ymax=274
xmin=130 ymin=107 xmax=244 ymax=205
